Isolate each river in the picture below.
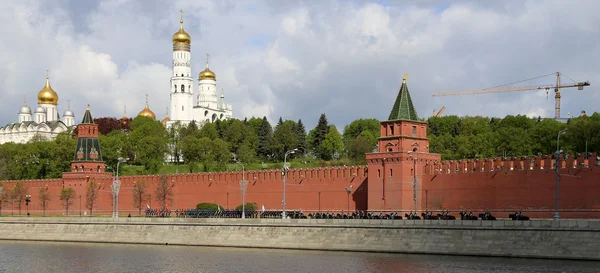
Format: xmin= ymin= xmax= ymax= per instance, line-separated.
xmin=0 ymin=241 xmax=598 ymax=273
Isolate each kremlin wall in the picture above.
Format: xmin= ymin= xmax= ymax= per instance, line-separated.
xmin=1 ymin=77 xmax=599 ymax=219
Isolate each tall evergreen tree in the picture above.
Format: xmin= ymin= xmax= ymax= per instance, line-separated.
xmin=215 ymin=119 xmax=224 ymax=139
xmin=257 ymin=116 xmax=273 ymax=159
xmin=277 ymin=117 xmax=284 ymax=127
xmin=295 ymin=119 xmax=307 ymax=155
xmin=311 ymin=114 xmax=330 ymax=159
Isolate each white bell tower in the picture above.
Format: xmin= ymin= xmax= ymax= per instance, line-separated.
xmin=168 ymin=10 xmax=194 ymax=126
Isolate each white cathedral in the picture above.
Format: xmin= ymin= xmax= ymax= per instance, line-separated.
xmin=0 ymin=76 xmax=76 ymax=144
xmin=161 ymin=11 xmax=232 ymax=129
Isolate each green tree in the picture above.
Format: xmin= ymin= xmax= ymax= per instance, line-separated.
xmin=60 ymin=188 xmax=76 ymax=216
xmin=196 ymin=202 xmax=220 ymax=210
xmin=311 ymin=114 xmax=330 ymax=159
xmin=199 ymin=122 xmax=219 ymax=140
xmin=294 ymin=119 xmax=308 ymax=155
xmin=235 ymin=202 xmax=257 ymax=211
xmin=348 ymin=130 xmax=376 ymax=162
xmin=211 ymin=138 xmax=231 ymax=171
xmin=180 ymin=136 xmax=202 ymax=173
xmin=321 ymin=126 xmax=344 ymax=161
xmin=257 ymin=116 xmax=273 ymax=159
xmin=272 ymin=120 xmax=299 ymax=160
xmin=132 ymin=179 xmax=149 ymax=215
xmin=86 ymin=178 xmax=99 ymax=216
xmin=0 ymin=186 xmax=7 ymax=216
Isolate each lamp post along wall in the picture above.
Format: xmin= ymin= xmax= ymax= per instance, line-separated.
xmin=282 ymin=148 xmax=298 ymax=219
xmin=115 ymin=157 xmax=129 ymax=218
xmin=554 ymin=128 xmax=567 ymax=220
xmin=237 ymin=161 xmax=247 ymax=219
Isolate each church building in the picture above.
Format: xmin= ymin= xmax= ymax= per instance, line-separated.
xmin=161 ymin=11 xmax=233 ymax=128
xmin=0 ymin=76 xmax=76 ymax=144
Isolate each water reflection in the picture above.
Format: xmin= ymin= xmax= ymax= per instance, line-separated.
xmin=0 ymin=241 xmax=598 ymax=273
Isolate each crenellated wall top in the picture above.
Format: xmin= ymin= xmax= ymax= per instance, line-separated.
xmin=428 ymin=153 xmax=598 ymax=175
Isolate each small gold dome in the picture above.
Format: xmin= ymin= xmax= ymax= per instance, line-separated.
xmin=172 ymin=12 xmax=191 ymax=45
xmin=198 ymin=67 xmax=216 ymax=81
xmin=161 ymin=116 xmax=170 ymax=127
xmin=138 ymin=95 xmax=156 ymax=120
xmin=37 ymin=77 xmax=59 ymax=105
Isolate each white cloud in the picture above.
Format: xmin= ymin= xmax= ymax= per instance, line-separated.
xmin=0 ymin=0 xmax=598 ymax=131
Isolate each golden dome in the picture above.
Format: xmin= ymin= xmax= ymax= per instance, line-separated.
xmin=138 ymin=95 xmax=156 ymax=120
xmin=199 ymin=68 xmax=216 ymax=81
xmin=198 ymin=53 xmax=216 ymax=81
xmin=161 ymin=116 xmax=170 ymax=127
xmin=172 ymin=11 xmax=191 ymax=45
xmin=161 ymin=108 xmax=170 ymax=127
xmin=37 ymin=77 xmax=59 ymax=105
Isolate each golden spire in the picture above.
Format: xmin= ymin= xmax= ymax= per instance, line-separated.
xmin=138 ymin=93 xmax=156 ymax=119
xmin=123 ymin=105 xmax=127 ymax=118
xmin=199 ymin=53 xmax=216 ymax=80
xmin=221 ymin=88 xmax=225 ymax=98
xmin=403 ymin=74 xmax=409 ymax=84
xmin=161 ymin=107 xmax=171 ymax=127
xmin=37 ymin=71 xmax=59 ymax=105
xmin=87 ymin=104 xmax=90 ymax=110
xmin=172 ymin=10 xmax=191 ymax=45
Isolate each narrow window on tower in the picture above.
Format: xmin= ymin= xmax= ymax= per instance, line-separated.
xmin=378 ymin=169 xmax=381 ymax=178
xmin=390 ymin=125 xmax=394 ymax=136
xmin=188 ymin=85 xmax=191 ymax=93
xmin=181 ymin=85 xmax=185 ymax=92
xmin=182 ymin=106 xmax=184 ymax=111
xmin=174 ymin=85 xmax=177 ymax=93
xmin=412 ymin=126 xmax=417 ymax=136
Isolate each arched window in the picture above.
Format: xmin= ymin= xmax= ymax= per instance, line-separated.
xmin=174 ymin=85 xmax=177 ymax=93
xmin=97 ymin=166 xmax=101 ymax=173
xmin=181 ymin=85 xmax=185 ymax=92
xmin=188 ymin=85 xmax=191 ymax=92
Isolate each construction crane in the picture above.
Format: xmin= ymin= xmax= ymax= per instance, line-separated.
xmin=432 ymin=72 xmax=590 ymax=118
xmin=433 ymin=106 xmax=446 ymax=117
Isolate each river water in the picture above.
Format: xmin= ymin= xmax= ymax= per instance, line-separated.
xmin=0 ymin=241 xmax=598 ymax=273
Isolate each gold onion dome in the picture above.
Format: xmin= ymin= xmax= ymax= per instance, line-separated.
xmin=138 ymin=95 xmax=156 ymax=120
xmin=172 ymin=11 xmax=191 ymax=45
xmin=199 ymin=53 xmax=216 ymax=81
xmin=38 ymin=76 xmax=59 ymax=105
xmin=161 ymin=108 xmax=170 ymax=127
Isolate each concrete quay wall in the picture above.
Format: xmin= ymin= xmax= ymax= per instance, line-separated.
xmin=0 ymin=218 xmax=599 ymax=261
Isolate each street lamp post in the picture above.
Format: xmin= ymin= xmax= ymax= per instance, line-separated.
xmin=344 ymin=186 xmax=353 ymax=213
xmin=282 ymin=148 xmax=298 ymax=219
xmin=78 ymin=195 xmax=82 ymax=216
xmin=554 ymin=128 xmax=567 ymax=220
xmin=236 ymin=161 xmax=247 ymax=219
xmin=408 ymin=152 xmax=418 ymax=212
xmin=25 ymin=195 xmax=31 ymax=216
xmin=318 ymin=191 xmax=321 ymax=212
xmin=115 ymin=157 xmax=129 ymax=218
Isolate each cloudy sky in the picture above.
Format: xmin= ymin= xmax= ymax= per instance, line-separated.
xmin=1 ymin=0 xmax=598 ymax=130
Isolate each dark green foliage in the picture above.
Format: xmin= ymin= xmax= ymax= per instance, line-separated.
xmin=257 ymin=116 xmax=273 ymax=159
xmin=295 ymin=119 xmax=308 ymax=155
xmin=310 ymin=114 xmax=330 ymax=159
xmin=235 ymin=202 xmax=257 ymax=211
xmin=196 ymin=202 xmax=220 ymax=210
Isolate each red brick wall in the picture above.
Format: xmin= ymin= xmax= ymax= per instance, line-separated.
xmin=420 ymin=153 xmax=600 ymax=218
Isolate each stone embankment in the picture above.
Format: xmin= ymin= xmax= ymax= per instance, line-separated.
xmin=0 ymin=217 xmax=598 ymax=261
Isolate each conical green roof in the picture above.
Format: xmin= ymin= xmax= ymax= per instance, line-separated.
xmin=81 ymin=105 xmax=94 ymax=124
xmin=388 ymin=79 xmax=418 ymax=121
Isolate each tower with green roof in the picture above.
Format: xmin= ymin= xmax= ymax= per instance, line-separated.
xmin=69 ymin=105 xmax=106 ymax=174
xmin=365 ymin=74 xmax=441 ymax=212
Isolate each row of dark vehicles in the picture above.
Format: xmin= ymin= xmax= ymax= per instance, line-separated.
xmin=146 ymin=208 xmax=531 ymax=220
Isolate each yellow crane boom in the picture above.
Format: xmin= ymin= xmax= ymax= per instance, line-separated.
xmin=432 ymin=72 xmax=590 ymax=118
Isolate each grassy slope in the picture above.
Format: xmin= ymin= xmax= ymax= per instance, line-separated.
xmin=119 ymin=157 xmax=364 ymax=176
